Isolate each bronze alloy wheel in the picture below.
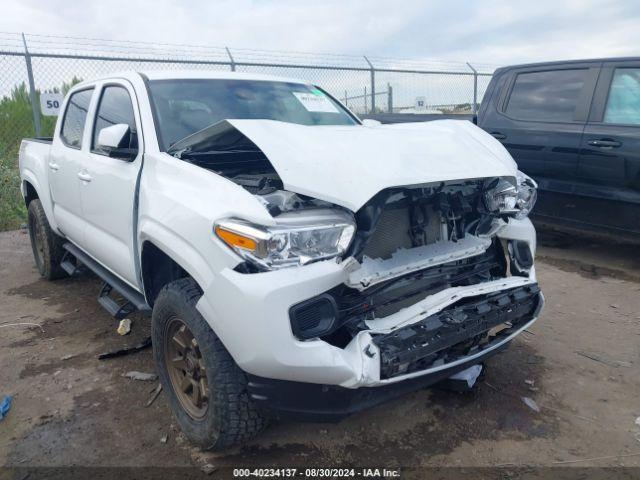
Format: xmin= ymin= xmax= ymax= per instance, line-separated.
xmin=165 ymin=317 xmax=209 ymax=419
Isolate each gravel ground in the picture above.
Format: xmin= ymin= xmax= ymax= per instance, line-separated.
xmin=1 ymin=228 xmax=639 ymax=471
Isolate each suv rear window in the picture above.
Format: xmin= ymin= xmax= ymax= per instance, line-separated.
xmin=60 ymin=89 xmax=94 ymax=148
xmin=505 ymin=69 xmax=588 ymax=122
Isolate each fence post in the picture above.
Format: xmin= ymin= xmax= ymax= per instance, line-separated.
xmin=387 ymin=83 xmax=393 ymax=113
xmin=22 ymin=33 xmax=41 ymax=137
xmin=344 ymin=90 xmax=348 ymax=107
xmin=225 ymin=47 xmax=236 ymax=72
xmin=466 ymin=62 xmax=478 ymax=115
xmin=363 ymin=86 xmax=367 ymax=114
xmin=364 ymin=55 xmax=375 ymax=113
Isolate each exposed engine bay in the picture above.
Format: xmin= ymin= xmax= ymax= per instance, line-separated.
xmin=173 ymin=126 xmax=336 ymax=216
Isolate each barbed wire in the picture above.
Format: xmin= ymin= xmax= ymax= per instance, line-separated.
xmin=0 ymin=31 xmax=497 ymax=73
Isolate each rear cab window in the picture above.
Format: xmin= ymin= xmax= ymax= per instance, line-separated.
xmin=504 ymin=69 xmax=590 ymax=122
xmin=60 ymin=88 xmax=94 ymax=148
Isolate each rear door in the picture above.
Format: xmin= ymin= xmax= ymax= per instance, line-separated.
xmin=48 ymin=87 xmax=96 ymax=245
xmin=481 ymin=64 xmax=599 ymax=183
xmin=79 ymin=80 xmax=143 ymax=287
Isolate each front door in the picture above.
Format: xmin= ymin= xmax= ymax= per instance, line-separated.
xmin=573 ymin=61 xmax=640 ymax=235
xmin=78 ymin=81 xmax=143 ymax=287
xmin=579 ymin=62 xmax=640 ymax=188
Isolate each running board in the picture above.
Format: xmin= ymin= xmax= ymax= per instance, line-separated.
xmin=62 ymin=243 xmax=150 ymax=314
xmin=98 ymin=282 xmax=138 ymax=320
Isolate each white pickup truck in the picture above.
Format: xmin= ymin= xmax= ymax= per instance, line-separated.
xmin=19 ymin=71 xmax=543 ymax=450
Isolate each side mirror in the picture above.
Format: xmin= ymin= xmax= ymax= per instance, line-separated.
xmin=361 ymin=119 xmax=382 ymax=127
xmin=97 ymin=124 xmax=138 ymax=160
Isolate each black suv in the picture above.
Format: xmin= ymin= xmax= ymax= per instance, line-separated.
xmin=478 ymin=58 xmax=640 ymax=241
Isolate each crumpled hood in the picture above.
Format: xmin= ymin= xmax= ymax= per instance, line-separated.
xmin=176 ymin=118 xmax=517 ymax=212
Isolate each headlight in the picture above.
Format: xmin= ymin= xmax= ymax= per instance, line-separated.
xmin=514 ymin=171 xmax=537 ymax=219
xmin=483 ymin=177 xmax=518 ymax=214
xmin=215 ymin=209 xmax=356 ymax=270
xmin=483 ymin=172 xmax=537 ymax=219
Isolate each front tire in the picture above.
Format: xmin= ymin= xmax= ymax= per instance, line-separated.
xmin=152 ymin=278 xmax=266 ymax=450
xmin=27 ymin=199 xmax=66 ymax=280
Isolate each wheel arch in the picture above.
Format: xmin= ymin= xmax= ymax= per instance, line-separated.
xmin=21 ymin=173 xmax=61 ymax=234
xmin=140 ymin=239 xmax=206 ymax=307
xmin=23 ymin=179 xmax=39 ymax=207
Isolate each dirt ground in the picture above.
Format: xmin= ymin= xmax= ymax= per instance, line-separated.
xmin=1 ymin=228 xmax=639 ymax=470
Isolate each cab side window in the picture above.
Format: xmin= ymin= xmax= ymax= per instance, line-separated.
xmin=92 ymin=85 xmax=138 ymax=155
xmin=60 ymin=88 xmax=94 ymax=148
xmin=604 ymin=68 xmax=640 ymax=125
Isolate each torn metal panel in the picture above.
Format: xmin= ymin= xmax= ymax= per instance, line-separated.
xmin=363 ymin=276 xmax=537 ymax=332
xmin=346 ymin=235 xmax=493 ymax=290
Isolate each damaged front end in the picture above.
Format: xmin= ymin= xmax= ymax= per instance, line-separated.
xmin=281 ymin=179 xmax=541 ymax=384
xmin=174 ymin=119 xmax=541 ymax=386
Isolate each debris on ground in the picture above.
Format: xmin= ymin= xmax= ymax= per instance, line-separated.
xmin=123 ymin=371 xmax=158 ymax=382
xmin=576 ymin=350 xmax=632 ymax=368
xmin=524 ymin=379 xmax=535 ymax=386
xmin=0 ymin=395 xmax=12 ymax=421
xmin=160 ymin=434 xmax=168 ymax=444
xmin=635 ymin=417 xmax=640 ymax=428
xmin=117 ymin=318 xmax=132 ymax=336
xmin=201 ymin=464 xmax=217 ymax=475
xmin=145 ymin=383 xmax=162 ymax=407
xmin=98 ymin=336 xmax=152 ymax=360
xmin=438 ymin=364 xmax=483 ymax=392
xmin=522 ymin=396 xmax=540 ymax=413
xmin=61 ymin=354 xmax=76 ymax=361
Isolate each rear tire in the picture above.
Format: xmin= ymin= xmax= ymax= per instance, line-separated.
xmin=152 ymin=278 xmax=266 ymax=450
xmin=27 ymin=199 xmax=66 ymax=280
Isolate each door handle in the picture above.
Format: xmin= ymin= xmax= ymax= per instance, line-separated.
xmin=587 ymin=139 xmax=621 ymax=148
xmin=490 ymin=132 xmax=506 ymax=140
xmin=48 ymin=162 xmax=59 ymax=171
xmin=77 ymin=172 xmax=93 ymax=182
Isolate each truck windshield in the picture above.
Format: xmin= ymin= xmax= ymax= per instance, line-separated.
xmin=148 ymin=79 xmax=358 ymax=150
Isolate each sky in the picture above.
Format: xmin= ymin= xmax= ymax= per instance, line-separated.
xmin=1 ymin=0 xmax=640 ymax=67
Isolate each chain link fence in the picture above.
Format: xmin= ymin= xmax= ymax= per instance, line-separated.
xmin=0 ymin=31 xmax=495 ymax=230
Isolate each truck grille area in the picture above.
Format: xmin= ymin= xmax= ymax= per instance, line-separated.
xmin=335 ymin=241 xmax=505 ymax=321
xmin=372 ymin=284 xmax=541 ymax=379
xmin=289 ymin=240 xmax=507 ymax=344
xmin=362 ymin=203 xmax=442 ymax=260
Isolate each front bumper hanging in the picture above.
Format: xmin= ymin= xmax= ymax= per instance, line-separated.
xmin=374 ymin=283 xmax=541 ymax=379
xmin=247 ymin=285 xmax=543 ymax=422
